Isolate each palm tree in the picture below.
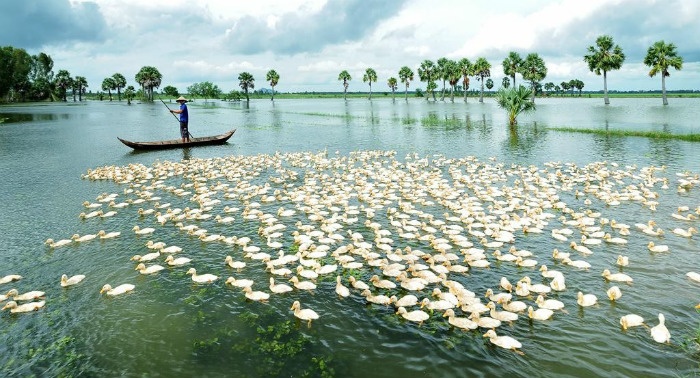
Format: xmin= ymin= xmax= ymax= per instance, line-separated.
xmin=265 ymin=69 xmax=280 ymax=101
xmin=102 ymin=77 xmax=116 ymax=101
xmin=502 ymin=51 xmax=523 ymax=88
xmin=502 ymin=77 xmax=510 ymax=89
xmin=485 ymin=78 xmax=494 ymax=93
xmin=112 ymin=73 xmax=126 ymax=101
xmin=436 ymin=57 xmax=451 ymax=101
xmin=135 ymin=66 xmax=162 ymax=101
xmin=573 ymin=79 xmax=585 ymax=97
xmin=644 ymin=40 xmax=683 ymax=106
xmin=447 ymin=62 xmax=460 ymax=102
xmin=472 ymin=57 xmax=491 ymax=103
xmin=584 ymin=35 xmax=625 ymax=105
xmin=458 ymin=58 xmax=472 ymax=102
xmin=363 ymin=68 xmax=377 ymax=100
xmin=54 ymin=69 xmax=72 ymax=102
xmin=338 ymin=70 xmax=351 ymax=101
xmin=560 ymin=81 xmax=570 ymax=97
xmin=387 ymin=77 xmax=398 ymax=100
xmin=417 ymin=60 xmax=436 ymax=102
xmin=74 ymin=76 xmax=88 ymax=101
xmin=495 ymin=86 xmax=536 ymax=126
xmin=238 ymin=72 xmax=255 ymax=103
xmin=520 ymin=53 xmax=547 ymax=103
xmin=398 ymin=66 xmax=413 ymax=101
xmin=124 ymin=85 xmax=135 ymax=105
xmin=544 ymin=82 xmax=555 ymax=96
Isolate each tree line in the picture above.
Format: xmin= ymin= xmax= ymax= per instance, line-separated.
xmin=0 ymin=35 xmax=683 ymax=107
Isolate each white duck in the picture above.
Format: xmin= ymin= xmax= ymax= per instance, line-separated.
xmin=2 ymin=300 xmax=45 ymax=313
xmin=0 ymin=274 xmax=22 ymax=285
xmin=535 ymin=295 xmax=564 ymax=311
xmin=606 ymin=286 xmax=622 ymax=301
xmin=397 ymin=306 xmax=430 ymax=323
xmin=60 ymin=274 xmax=86 ymax=287
xmin=650 ymin=313 xmax=670 ymax=343
xmin=528 ymin=305 xmax=554 ymax=320
xmin=577 ymin=291 xmax=597 ymax=307
xmin=133 ymin=226 xmax=155 ymax=235
xmin=45 ymin=238 xmax=72 ymax=248
xmin=687 ymin=271 xmax=700 ymax=283
xmin=135 ymin=263 xmax=165 ymax=275
xmin=160 ymin=245 xmax=183 ymax=254
xmin=6 ymin=289 xmax=44 ymax=301
xmin=269 ymin=277 xmax=293 ymax=294
xmin=225 ymin=276 xmax=254 ymax=288
xmin=443 ymin=308 xmax=478 ymax=330
xmin=335 ymin=276 xmax=350 ymax=298
xmin=647 ymin=241 xmax=669 ymax=253
xmin=243 ymin=286 xmax=269 ymax=302
xmin=602 ymin=269 xmax=633 ymax=283
xmin=164 ymin=255 xmax=191 ymax=266
xmin=187 ymin=268 xmax=218 ymax=283
xmin=483 ymin=330 xmax=522 ymax=352
xmin=620 ymin=314 xmax=644 ymax=330
xmin=290 ymin=300 xmax=319 ymax=326
xmin=100 ymin=283 xmax=135 ymax=296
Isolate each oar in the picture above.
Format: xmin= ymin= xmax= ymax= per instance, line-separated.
xmin=159 ymin=97 xmax=195 ymax=139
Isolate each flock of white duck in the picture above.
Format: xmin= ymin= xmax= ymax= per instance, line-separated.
xmin=3 ymin=150 xmax=700 ymax=353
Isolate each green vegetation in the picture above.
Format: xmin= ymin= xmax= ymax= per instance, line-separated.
xmin=547 ymin=126 xmax=700 ymax=142
xmin=495 ymin=86 xmax=536 ymax=126
xmin=135 ymin=65 xmax=162 ymax=101
xmin=337 ymin=70 xmax=351 ymax=101
xmin=266 ymin=69 xmax=280 ymax=101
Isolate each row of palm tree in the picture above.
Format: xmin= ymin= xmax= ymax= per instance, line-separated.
xmin=332 ymin=35 xmax=682 ymax=107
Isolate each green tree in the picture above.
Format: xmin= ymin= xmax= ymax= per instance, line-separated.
xmin=560 ymin=81 xmax=569 ymax=97
xmin=135 ymin=66 xmax=162 ymax=101
xmin=436 ymin=57 xmax=452 ymax=101
xmin=197 ymin=81 xmax=222 ymax=101
xmin=495 ymin=85 xmax=536 ymax=126
xmin=338 ymin=70 xmax=351 ymax=101
xmin=74 ymin=76 xmax=88 ymax=101
xmin=644 ymin=40 xmax=683 ymax=106
xmin=124 ymin=85 xmax=135 ymax=105
xmin=458 ymin=58 xmax=472 ymax=102
xmin=573 ymin=79 xmax=584 ymax=97
xmin=418 ymin=59 xmax=436 ymax=102
xmin=447 ymin=62 xmax=460 ymax=102
xmin=584 ymin=35 xmax=625 ymax=105
xmin=187 ymin=82 xmax=202 ymax=99
xmin=502 ymin=77 xmax=510 ymax=89
xmin=387 ymin=77 xmax=397 ymax=100
xmin=265 ymin=69 xmax=280 ymax=101
xmin=473 ymin=57 xmax=491 ymax=103
xmin=485 ymin=78 xmax=494 ymax=93
xmin=502 ymin=51 xmax=523 ymax=89
xmin=112 ymin=73 xmax=126 ymax=101
xmin=162 ymin=85 xmax=179 ymax=98
xmin=363 ymin=68 xmax=377 ymax=100
xmin=398 ymin=66 xmax=413 ymax=101
xmin=54 ymin=69 xmax=72 ymax=102
xmin=520 ymin=53 xmax=547 ymax=103
xmin=238 ymin=72 xmax=255 ymax=103
xmin=544 ymin=82 xmax=554 ymax=95
xmin=0 ymin=46 xmax=32 ymax=101
xmin=101 ymin=77 xmax=116 ymax=101
xmin=29 ymin=52 xmax=54 ymax=100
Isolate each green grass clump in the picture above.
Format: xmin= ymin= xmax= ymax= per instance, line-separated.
xmin=548 ymin=127 xmax=700 ymax=142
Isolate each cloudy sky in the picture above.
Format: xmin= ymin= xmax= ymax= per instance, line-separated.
xmin=3 ymin=0 xmax=699 ymax=93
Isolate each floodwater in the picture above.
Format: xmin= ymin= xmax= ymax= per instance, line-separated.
xmin=0 ymin=96 xmax=699 ymax=377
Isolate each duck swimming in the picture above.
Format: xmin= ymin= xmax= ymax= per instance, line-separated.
xmin=100 ymin=283 xmax=135 ymax=296
xmin=290 ymin=300 xmax=319 ymax=326
xmin=60 ymin=274 xmax=86 ymax=287
xmin=2 ymin=300 xmax=45 ymax=313
xmin=187 ymin=268 xmax=218 ymax=283
xmin=650 ymin=313 xmax=670 ymax=343
xmin=483 ymin=330 xmax=522 ymax=352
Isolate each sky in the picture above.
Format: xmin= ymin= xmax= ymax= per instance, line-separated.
xmin=2 ymin=0 xmax=699 ymax=94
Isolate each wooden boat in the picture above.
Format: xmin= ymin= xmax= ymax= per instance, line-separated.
xmin=118 ymin=129 xmax=236 ymax=150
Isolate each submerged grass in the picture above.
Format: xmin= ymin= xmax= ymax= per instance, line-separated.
xmin=548 ymin=127 xmax=700 ymax=142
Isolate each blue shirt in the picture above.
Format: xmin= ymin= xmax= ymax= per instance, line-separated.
xmin=179 ymin=103 xmax=188 ymax=122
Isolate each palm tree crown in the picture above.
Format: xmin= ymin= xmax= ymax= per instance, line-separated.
xmin=472 ymin=57 xmax=491 ymax=103
xmin=502 ymin=51 xmax=523 ymax=88
xmin=520 ymin=53 xmax=547 ymax=103
xmin=238 ymin=72 xmax=255 ymax=103
xmin=338 ymin=70 xmax=351 ymax=101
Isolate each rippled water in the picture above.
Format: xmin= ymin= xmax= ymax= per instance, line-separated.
xmin=1 ymin=97 xmax=699 ymax=377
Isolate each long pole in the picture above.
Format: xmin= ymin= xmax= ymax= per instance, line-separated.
xmin=159 ymin=97 xmax=194 ymax=139
xmin=159 ymin=98 xmax=180 ymax=122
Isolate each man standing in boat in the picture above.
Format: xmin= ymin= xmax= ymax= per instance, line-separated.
xmin=170 ymin=96 xmax=190 ymax=143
